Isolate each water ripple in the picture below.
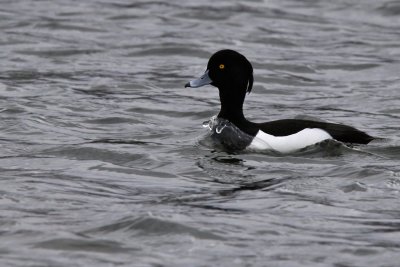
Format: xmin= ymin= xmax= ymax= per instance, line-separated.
xmin=0 ymin=0 xmax=399 ymax=266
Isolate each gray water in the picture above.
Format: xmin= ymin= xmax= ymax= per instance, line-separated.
xmin=1 ymin=0 xmax=400 ymax=266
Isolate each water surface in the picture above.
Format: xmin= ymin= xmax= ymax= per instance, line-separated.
xmin=0 ymin=0 xmax=400 ymax=266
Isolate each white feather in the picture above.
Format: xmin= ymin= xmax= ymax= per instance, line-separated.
xmin=247 ymin=128 xmax=332 ymax=153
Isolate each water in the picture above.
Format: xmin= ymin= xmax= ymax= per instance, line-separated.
xmin=1 ymin=0 xmax=400 ymax=266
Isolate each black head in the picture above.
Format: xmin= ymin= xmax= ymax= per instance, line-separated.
xmin=185 ymin=49 xmax=254 ymax=93
xmin=185 ymin=50 xmax=256 ymax=129
xmin=207 ymin=49 xmax=253 ymax=93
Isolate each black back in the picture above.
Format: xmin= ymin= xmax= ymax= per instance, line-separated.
xmin=257 ymin=119 xmax=374 ymax=144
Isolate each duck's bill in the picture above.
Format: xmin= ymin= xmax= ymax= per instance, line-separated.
xmin=185 ymin=70 xmax=212 ymax=88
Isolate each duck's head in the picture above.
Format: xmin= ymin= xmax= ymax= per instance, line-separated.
xmin=186 ymin=50 xmax=258 ymax=133
xmin=185 ymin=49 xmax=253 ymax=94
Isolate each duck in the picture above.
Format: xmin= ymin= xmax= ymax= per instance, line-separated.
xmin=185 ymin=49 xmax=374 ymax=153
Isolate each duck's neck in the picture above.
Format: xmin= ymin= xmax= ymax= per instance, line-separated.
xmin=218 ymin=87 xmax=245 ymax=118
xmin=218 ymin=104 xmax=245 ymax=122
xmin=217 ymin=89 xmax=258 ymax=136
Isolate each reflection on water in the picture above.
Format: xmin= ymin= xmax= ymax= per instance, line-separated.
xmin=0 ymin=0 xmax=400 ymax=266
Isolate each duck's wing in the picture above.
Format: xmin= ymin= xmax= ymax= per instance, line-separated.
xmin=257 ymin=119 xmax=374 ymax=144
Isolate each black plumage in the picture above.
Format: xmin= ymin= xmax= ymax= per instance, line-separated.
xmin=186 ymin=49 xmax=374 ymax=145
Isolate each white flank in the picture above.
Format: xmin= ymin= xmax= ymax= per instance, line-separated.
xmin=248 ymin=128 xmax=332 ymax=153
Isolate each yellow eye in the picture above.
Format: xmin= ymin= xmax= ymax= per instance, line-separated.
xmin=219 ymin=64 xmax=225 ymax=69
